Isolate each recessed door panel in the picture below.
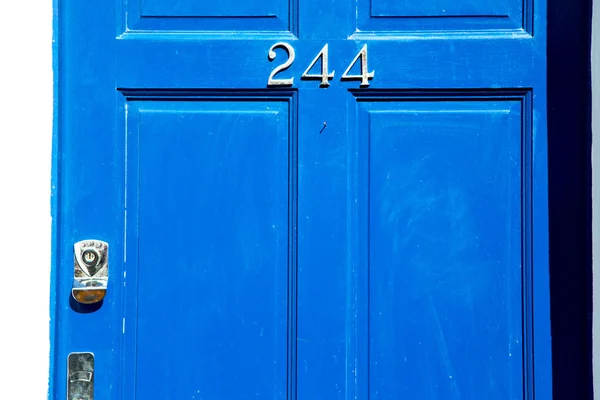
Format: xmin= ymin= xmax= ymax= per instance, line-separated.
xmin=358 ymin=97 xmax=525 ymax=398
xmin=124 ymin=0 xmax=293 ymax=33
xmin=122 ymin=99 xmax=294 ymax=399
xmin=355 ymin=0 xmax=526 ymax=33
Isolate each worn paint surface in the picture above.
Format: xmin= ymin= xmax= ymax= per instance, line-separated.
xmin=52 ymin=0 xmax=551 ymax=398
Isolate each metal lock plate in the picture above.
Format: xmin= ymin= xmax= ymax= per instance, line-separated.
xmin=72 ymin=240 xmax=108 ymax=304
xmin=67 ymin=352 xmax=94 ymax=400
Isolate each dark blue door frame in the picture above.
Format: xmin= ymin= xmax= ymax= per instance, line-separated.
xmin=547 ymin=0 xmax=593 ymax=398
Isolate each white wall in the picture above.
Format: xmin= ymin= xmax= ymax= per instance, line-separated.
xmin=0 ymin=0 xmax=52 ymax=398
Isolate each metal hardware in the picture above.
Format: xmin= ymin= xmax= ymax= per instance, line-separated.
xmin=267 ymin=43 xmax=375 ymax=87
xmin=67 ymin=352 xmax=94 ymax=400
xmin=341 ymin=44 xmax=375 ymax=87
xmin=72 ymin=240 xmax=108 ymax=304
xmin=267 ymin=42 xmax=295 ymax=86
xmin=301 ymin=44 xmax=335 ymax=87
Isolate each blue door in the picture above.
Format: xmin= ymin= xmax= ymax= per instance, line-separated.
xmin=53 ymin=0 xmax=551 ymax=398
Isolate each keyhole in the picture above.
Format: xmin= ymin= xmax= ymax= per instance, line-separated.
xmin=82 ymin=249 xmax=99 ymax=267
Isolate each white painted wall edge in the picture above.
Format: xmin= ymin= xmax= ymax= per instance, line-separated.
xmin=0 ymin=0 xmax=52 ymax=398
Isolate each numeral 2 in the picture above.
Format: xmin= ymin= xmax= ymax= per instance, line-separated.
xmin=268 ymin=42 xmax=295 ymax=86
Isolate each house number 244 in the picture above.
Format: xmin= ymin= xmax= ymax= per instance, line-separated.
xmin=267 ymin=43 xmax=374 ymax=87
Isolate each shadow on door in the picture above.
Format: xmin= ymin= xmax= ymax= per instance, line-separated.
xmin=547 ymin=0 xmax=593 ymax=397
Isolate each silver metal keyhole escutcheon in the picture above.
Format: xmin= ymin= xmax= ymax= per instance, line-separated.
xmin=72 ymin=240 xmax=108 ymax=304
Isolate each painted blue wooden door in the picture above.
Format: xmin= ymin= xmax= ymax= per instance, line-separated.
xmin=53 ymin=0 xmax=551 ymax=398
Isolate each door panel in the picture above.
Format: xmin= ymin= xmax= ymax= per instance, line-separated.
xmin=54 ymin=0 xmax=551 ymax=397
xmin=361 ymin=97 xmax=524 ymax=398
xmin=126 ymin=0 xmax=293 ymax=32
xmin=122 ymin=99 xmax=293 ymax=398
xmin=356 ymin=0 xmax=525 ymax=31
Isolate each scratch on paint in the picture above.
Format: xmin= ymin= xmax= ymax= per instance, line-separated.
xmin=124 ymin=103 xmax=128 ymax=263
xmin=428 ymin=294 xmax=461 ymax=398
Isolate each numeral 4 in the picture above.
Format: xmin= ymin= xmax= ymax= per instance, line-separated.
xmin=301 ymin=44 xmax=335 ymax=87
xmin=341 ymin=44 xmax=374 ymax=87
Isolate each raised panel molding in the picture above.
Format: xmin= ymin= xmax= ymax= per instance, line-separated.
xmin=348 ymin=89 xmax=534 ymax=399
xmin=117 ymin=89 xmax=298 ymax=399
xmin=354 ymin=0 xmax=532 ymax=36
xmin=120 ymin=0 xmax=298 ymax=36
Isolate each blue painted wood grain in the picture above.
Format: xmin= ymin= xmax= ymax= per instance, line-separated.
xmin=52 ymin=0 xmax=552 ymax=397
